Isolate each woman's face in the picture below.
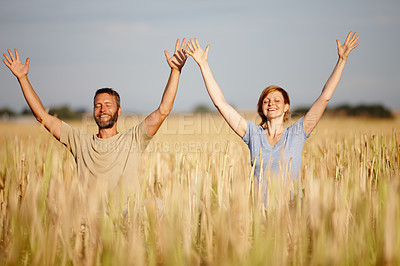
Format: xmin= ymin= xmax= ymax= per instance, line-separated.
xmin=262 ymin=90 xmax=289 ymax=121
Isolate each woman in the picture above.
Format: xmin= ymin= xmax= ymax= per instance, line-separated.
xmin=186 ymin=32 xmax=360 ymax=200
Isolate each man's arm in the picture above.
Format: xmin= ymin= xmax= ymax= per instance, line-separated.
xmin=303 ymin=32 xmax=360 ymax=135
xmin=144 ymin=38 xmax=188 ymax=137
xmin=3 ymin=49 xmax=62 ymax=140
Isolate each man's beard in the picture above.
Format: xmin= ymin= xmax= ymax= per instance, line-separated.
xmin=94 ymin=111 xmax=119 ymax=129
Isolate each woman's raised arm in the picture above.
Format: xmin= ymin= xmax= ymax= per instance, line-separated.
xmin=186 ymin=38 xmax=248 ymax=138
xmin=303 ymin=32 xmax=360 ymax=136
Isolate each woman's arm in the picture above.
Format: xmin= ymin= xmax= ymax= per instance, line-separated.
xmin=3 ymin=49 xmax=62 ymax=140
xmin=186 ymin=38 xmax=248 ymax=138
xmin=303 ymin=32 xmax=360 ymax=135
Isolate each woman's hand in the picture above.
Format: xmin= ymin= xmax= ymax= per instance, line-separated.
xmin=186 ymin=38 xmax=210 ymax=67
xmin=303 ymin=31 xmax=360 ymax=136
xmin=337 ymin=31 xmax=360 ymax=61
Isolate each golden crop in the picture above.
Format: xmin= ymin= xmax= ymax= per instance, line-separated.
xmin=1 ymin=113 xmax=399 ymax=265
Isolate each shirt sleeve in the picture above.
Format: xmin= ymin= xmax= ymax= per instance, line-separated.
xmin=242 ymin=120 xmax=257 ymax=145
xmin=128 ymin=120 xmax=153 ymax=152
xmin=59 ymin=121 xmax=83 ymax=156
xmin=290 ymin=117 xmax=310 ymax=139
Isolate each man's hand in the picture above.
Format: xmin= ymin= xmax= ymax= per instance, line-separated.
xmin=337 ymin=31 xmax=360 ymax=61
xmin=164 ymin=38 xmax=188 ymax=71
xmin=3 ymin=49 xmax=30 ymax=79
xmin=3 ymin=48 xmax=62 ymax=140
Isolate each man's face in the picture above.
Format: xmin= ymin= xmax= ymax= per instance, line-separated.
xmin=93 ymin=93 xmax=121 ymax=129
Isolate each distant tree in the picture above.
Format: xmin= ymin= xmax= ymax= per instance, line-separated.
xmin=48 ymin=105 xmax=83 ymax=120
xmin=291 ymin=107 xmax=309 ymax=117
xmin=0 ymin=107 xmax=16 ymax=118
xmin=293 ymin=104 xmax=394 ymax=119
xmin=333 ymin=104 xmax=393 ymax=118
xmin=193 ymin=104 xmax=213 ymax=113
xmin=21 ymin=107 xmax=32 ymax=115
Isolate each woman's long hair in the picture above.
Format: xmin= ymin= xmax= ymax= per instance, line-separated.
xmin=257 ymin=85 xmax=291 ymax=128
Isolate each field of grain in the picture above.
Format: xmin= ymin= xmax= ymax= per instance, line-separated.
xmin=1 ymin=113 xmax=399 ymax=265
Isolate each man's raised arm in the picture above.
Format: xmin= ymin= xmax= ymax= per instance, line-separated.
xmin=3 ymin=49 xmax=62 ymax=140
xmin=144 ymin=38 xmax=188 ymax=137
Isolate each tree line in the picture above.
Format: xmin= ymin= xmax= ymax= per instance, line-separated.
xmin=0 ymin=103 xmax=395 ymax=120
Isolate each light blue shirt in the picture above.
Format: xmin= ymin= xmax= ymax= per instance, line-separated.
xmin=242 ymin=117 xmax=309 ymax=186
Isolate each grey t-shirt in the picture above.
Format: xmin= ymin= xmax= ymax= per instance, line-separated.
xmin=242 ymin=117 xmax=309 ymax=185
xmin=60 ymin=120 xmax=152 ymax=194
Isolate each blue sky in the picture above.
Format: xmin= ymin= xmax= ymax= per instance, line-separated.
xmin=1 ymin=0 xmax=399 ymax=113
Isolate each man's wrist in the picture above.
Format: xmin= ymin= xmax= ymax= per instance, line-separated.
xmin=17 ymin=74 xmax=29 ymax=81
xmin=171 ymin=68 xmax=181 ymax=74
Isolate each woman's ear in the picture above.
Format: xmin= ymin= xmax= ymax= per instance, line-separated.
xmin=284 ymin=104 xmax=289 ymax=113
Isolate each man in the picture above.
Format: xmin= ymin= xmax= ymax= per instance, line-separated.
xmin=3 ymin=39 xmax=188 ymax=194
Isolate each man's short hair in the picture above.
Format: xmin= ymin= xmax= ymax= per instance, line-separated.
xmin=94 ymin=88 xmax=120 ymax=109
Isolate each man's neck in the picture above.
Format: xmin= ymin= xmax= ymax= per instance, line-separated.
xmin=97 ymin=126 xmax=118 ymax=139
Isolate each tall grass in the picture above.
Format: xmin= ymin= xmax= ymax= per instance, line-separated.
xmin=0 ymin=114 xmax=399 ymax=265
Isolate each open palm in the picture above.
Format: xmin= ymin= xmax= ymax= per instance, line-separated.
xmin=186 ymin=38 xmax=210 ymax=66
xmin=164 ymin=38 xmax=188 ymax=71
xmin=337 ymin=31 xmax=360 ymax=60
xmin=3 ymin=49 xmax=30 ymax=79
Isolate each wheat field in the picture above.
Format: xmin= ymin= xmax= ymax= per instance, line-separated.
xmin=0 ymin=113 xmax=399 ymax=265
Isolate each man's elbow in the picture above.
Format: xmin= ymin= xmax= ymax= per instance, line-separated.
xmin=35 ymin=114 xmax=44 ymax=124
xmin=158 ymin=106 xmax=172 ymax=118
xmin=35 ymin=112 xmax=52 ymax=125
